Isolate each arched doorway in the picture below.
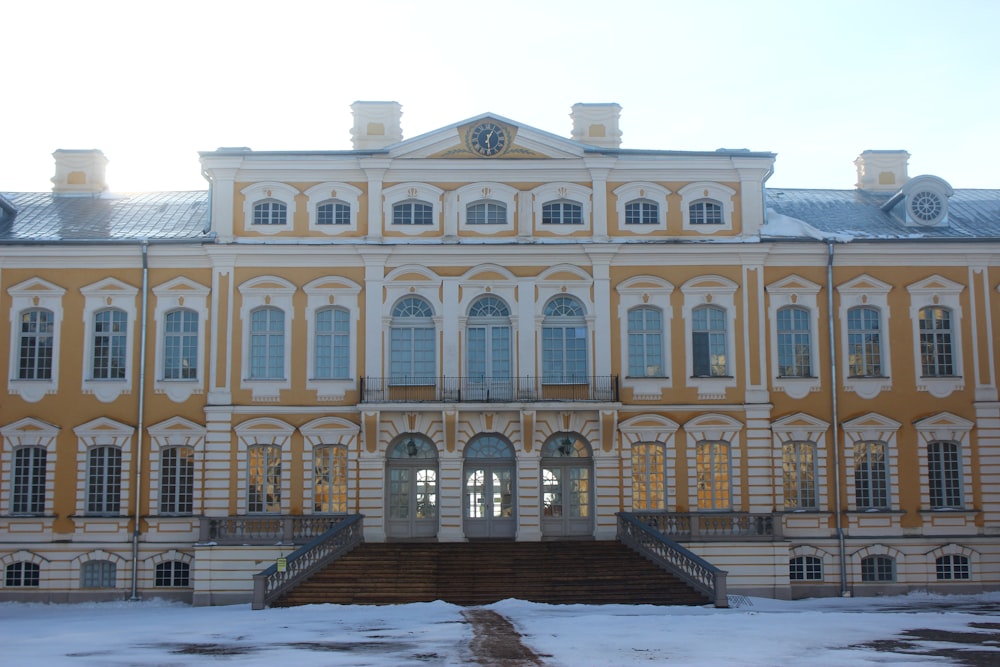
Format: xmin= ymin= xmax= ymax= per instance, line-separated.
xmin=463 ymin=434 xmax=516 ymax=539
xmin=540 ymin=433 xmax=594 ymax=538
xmin=386 ymin=435 xmax=438 ymax=539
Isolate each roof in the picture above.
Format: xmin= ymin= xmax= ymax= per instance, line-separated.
xmin=0 ymin=191 xmax=210 ymax=243
xmin=764 ymin=188 xmax=1000 ymax=241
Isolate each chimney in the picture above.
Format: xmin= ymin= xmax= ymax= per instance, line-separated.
xmin=570 ymin=103 xmax=622 ymax=149
xmin=351 ymin=101 xmax=403 ymax=150
xmin=52 ymin=149 xmax=109 ymax=196
xmin=855 ymin=150 xmax=909 ymax=191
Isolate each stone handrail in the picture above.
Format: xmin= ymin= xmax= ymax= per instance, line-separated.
xmin=199 ymin=515 xmax=340 ymax=545
xmin=618 ymin=512 xmax=728 ymax=607
xmin=251 ymin=514 xmax=364 ymax=610
xmin=361 ymin=375 xmax=619 ymax=403
xmin=629 ymin=511 xmax=779 ymax=541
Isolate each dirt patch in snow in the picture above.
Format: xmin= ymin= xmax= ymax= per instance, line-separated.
xmin=463 ymin=609 xmax=546 ymax=666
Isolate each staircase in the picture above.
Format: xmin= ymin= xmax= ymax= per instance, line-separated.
xmin=271 ymin=540 xmax=709 ymax=607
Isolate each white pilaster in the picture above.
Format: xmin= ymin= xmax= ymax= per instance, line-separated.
xmin=202 ymin=406 xmax=234 ymax=517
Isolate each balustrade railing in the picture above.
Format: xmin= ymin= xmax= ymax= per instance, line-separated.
xmin=198 ymin=515 xmax=342 ymax=545
xmin=361 ymin=375 xmax=618 ymax=403
xmin=252 ymin=514 xmax=364 ymax=610
xmin=629 ymin=511 xmax=779 ymax=541
xmin=618 ymin=512 xmax=728 ymax=607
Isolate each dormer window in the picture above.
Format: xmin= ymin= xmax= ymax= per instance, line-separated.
xmin=253 ymin=200 xmax=287 ymax=226
xmin=900 ymin=175 xmax=953 ymax=227
xmin=909 ymin=191 xmax=943 ymax=223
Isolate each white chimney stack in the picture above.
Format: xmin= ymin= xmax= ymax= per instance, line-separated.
xmin=351 ymin=101 xmax=403 ymax=150
xmin=570 ymin=103 xmax=622 ymax=149
xmin=51 ymin=149 xmax=108 ymax=196
xmin=855 ymin=150 xmax=910 ymax=191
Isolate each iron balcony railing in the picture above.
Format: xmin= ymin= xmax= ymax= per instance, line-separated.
xmin=361 ymin=375 xmax=619 ymax=403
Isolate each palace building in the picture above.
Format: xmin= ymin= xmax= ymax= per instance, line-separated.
xmin=1 ymin=103 xmax=999 ymax=605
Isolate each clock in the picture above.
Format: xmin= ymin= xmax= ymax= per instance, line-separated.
xmin=469 ymin=121 xmax=507 ymax=157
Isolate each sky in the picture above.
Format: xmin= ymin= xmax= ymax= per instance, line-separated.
xmin=2 ymin=0 xmax=998 ymax=193
xmin=2 ymin=592 xmax=999 ymax=666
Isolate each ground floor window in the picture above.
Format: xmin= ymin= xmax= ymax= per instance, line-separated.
xmin=789 ymin=556 xmax=822 ymax=581
xmin=155 ymin=561 xmax=191 ymax=587
xmin=860 ymin=555 xmax=895 ymax=582
xmin=81 ymin=560 xmax=116 ymax=588
xmin=935 ymin=555 xmax=970 ymax=580
xmin=5 ymin=561 xmax=40 ymax=587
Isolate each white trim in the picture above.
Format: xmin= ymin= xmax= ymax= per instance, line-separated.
xmin=73 ymin=418 xmax=135 ymax=517
xmin=449 ymin=182 xmax=518 ymax=236
xmin=531 ymin=182 xmax=592 ymax=235
xmin=303 ymin=277 xmax=362 ymax=401
xmin=152 ymin=278 xmax=210 ymax=403
xmin=240 ymin=181 xmax=299 ymax=234
xmin=836 ymin=274 xmax=893 ymax=399
xmin=683 ymin=414 xmax=743 ymax=512
xmin=679 ymin=182 xmax=736 ymax=233
xmin=766 ymin=274 xmax=822 ymax=399
xmin=80 ymin=278 xmax=138 ymax=403
xmin=234 ymin=418 xmax=294 ymax=515
xmin=304 ymin=182 xmax=362 ymax=234
xmin=383 ymin=182 xmax=444 ymax=236
xmin=772 ymin=413 xmax=830 ymax=512
xmin=146 ymin=417 xmax=206 ymax=517
xmin=680 ymin=275 xmax=738 ymax=399
xmin=1 ymin=418 xmax=60 ymax=516
xmin=907 ymin=275 xmax=965 ymax=398
xmin=913 ymin=412 xmax=974 ymax=512
xmin=620 ymin=414 xmax=680 ymax=511
xmin=7 ymin=278 xmax=65 ymax=402
xmin=616 ymin=276 xmax=674 ymax=398
xmin=300 ymin=416 xmax=360 ymax=515
xmin=238 ymin=276 xmax=296 ymax=401
xmin=842 ymin=413 xmax=901 ymax=512
xmin=613 ymin=182 xmax=670 ymax=234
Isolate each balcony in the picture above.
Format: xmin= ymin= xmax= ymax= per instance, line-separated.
xmin=629 ymin=511 xmax=780 ymax=541
xmin=361 ymin=375 xmax=619 ymax=403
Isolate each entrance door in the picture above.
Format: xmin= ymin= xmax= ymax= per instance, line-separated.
xmin=386 ymin=435 xmax=439 ymax=539
xmin=540 ymin=433 xmax=594 ymax=538
xmin=463 ymin=434 xmax=516 ymax=539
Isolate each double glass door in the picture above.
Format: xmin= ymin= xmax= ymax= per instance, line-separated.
xmin=464 ymin=464 xmax=515 ymax=539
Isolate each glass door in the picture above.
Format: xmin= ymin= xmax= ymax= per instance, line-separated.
xmin=386 ymin=436 xmax=439 ymax=539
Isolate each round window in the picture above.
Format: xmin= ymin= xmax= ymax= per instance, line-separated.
xmin=910 ymin=191 xmax=943 ymax=222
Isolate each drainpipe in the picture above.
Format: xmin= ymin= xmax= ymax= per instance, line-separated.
xmin=130 ymin=240 xmax=150 ymax=601
xmin=826 ymin=241 xmax=848 ymax=596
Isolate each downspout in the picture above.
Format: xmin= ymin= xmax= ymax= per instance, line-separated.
xmin=130 ymin=240 xmax=150 ymax=601
xmin=826 ymin=241 xmax=848 ymax=596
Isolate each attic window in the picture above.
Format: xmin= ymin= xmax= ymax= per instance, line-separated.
xmin=910 ymin=191 xmax=943 ymax=223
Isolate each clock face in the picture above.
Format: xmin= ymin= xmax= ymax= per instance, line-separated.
xmin=470 ymin=122 xmax=507 ymax=157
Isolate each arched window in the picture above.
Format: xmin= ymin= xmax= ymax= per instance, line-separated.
xmin=317 ymin=199 xmax=350 ymax=225
xmin=393 ymin=201 xmax=433 ymax=225
xmin=92 ymin=308 xmax=127 ymax=380
xmin=542 ymin=200 xmax=583 ymax=225
xmin=777 ymin=306 xmax=812 ymax=377
xmin=860 ymin=555 xmax=895 ymax=582
xmin=542 ymin=296 xmax=588 ymax=383
xmin=466 ymin=201 xmax=506 ymax=225
xmin=692 ymin=305 xmax=727 ymax=377
xmin=689 ymin=199 xmax=723 ymax=225
xmin=696 ymin=441 xmax=731 ymax=510
xmin=17 ymin=308 xmax=54 ymax=380
xmin=163 ymin=308 xmax=198 ymax=380
xmin=627 ymin=306 xmax=664 ymax=377
xmin=624 ymin=199 xmax=658 ymax=225
xmin=155 ymin=561 xmax=191 ymax=587
xmin=847 ymin=306 xmax=882 ymax=377
xmin=390 ymin=296 xmax=436 ymax=383
xmin=918 ymin=307 xmax=954 ymax=376
xmin=631 ymin=442 xmax=666 ymax=510
xmin=5 ymin=561 xmax=40 ymax=587
xmin=782 ymin=441 xmax=817 ymax=510
xmin=253 ymin=199 xmax=287 ymax=225
xmin=466 ymin=295 xmax=512 ymax=383
xmin=247 ymin=444 xmax=281 ymax=514
xmin=789 ymin=556 xmax=822 ymax=581
xmin=314 ymin=445 xmax=347 ymax=513
xmin=314 ymin=307 xmax=351 ymax=380
xmin=249 ymin=306 xmax=285 ymax=380
xmin=159 ymin=446 xmax=194 ymax=515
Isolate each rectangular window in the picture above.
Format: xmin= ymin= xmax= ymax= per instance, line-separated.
xmin=692 ymin=306 xmax=727 ymax=377
xmin=159 ymin=446 xmax=194 ymax=515
xmin=854 ymin=441 xmax=888 ymax=510
xmin=12 ymin=447 xmax=47 ymax=514
xmin=249 ymin=307 xmax=285 ymax=380
xmin=315 ymin=308 xmax=351 ymax=379
xmin=631 ymin=443 xmax=666 ymax=510
xmin=919 ymin=307 xmax=954 ymax=376
xmin=18 ymin=309 xmax=54 ymax=380
xmin=783 ymin=441 xmax=817 ymax=510
xmin=861 ymin=556 xmax=895 ymax=582
xmin=86 ymin=446 xmax=122 ymax=515
xmin=847 ymin=306 xmax=882 ymax=376
xmin=81 ymin=560 xmax=116 ymax=588
xmin=927 ymin=441 xmax=962 ymax=509
xmin=163 ymin=309 xmax=198 ymax=379
xmin=696 ymin=441 xmax=730 ymax=510
xmin=248 ymin=445 xmax=281 ymax=513
xmin=789 ymin=556 xmax=822 ymax=581
xmin=777 ymin=307 xmax=812 ymax=377
xmin=92 ymin=309 xmax=127 ymax=379
xmin=314 ymin=446 xmax=348 ymax=513
xmin=628 ymin=307 xmax=663 ymax=377
xmin=155 ymin=561 xmax=191 ymax=587
xmin=936 ymin=555 xmax=970 ymax=580
xmin=542 ymin=326 xmax=588 ymax=383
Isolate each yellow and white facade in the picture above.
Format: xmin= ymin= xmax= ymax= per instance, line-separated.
xmin=1 ymin=103 xmax=999 ymax=604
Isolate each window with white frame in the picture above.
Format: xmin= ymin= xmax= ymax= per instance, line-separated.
xmin=860 ymin=555 xmax=895 ymax=582
xmin=154 ymin=560 xmax=190 ymax=587
xmin=914 ymin=412 xmax=973 ymax=517
xmin=303 ymin=276 xmax=361 ymax=401
xmin=837 ymin=274 xmax=893 ymax=399
xmin=531 ymin=183 xmax=592 ymax=235
xmin=247 ymin=444 xmax=281 ymax=514
xmin=631 ymin=442 xmax=666 ymax=510
xmin=12 ymin=446 xmax=46 ymax=515
xmin=907 ymin=275 xmax=964 ymax=397
xmin=313 ymin=445 xmax=348 ymax=513
xmin=390 ymin=296 xmax=436 ymax=383
xmin=314 ymin=307 xmax=350 ymax=380
xmin=163 ymin=309 xmax=198 ymax=380
xmin=159 ymin=446 xmax=194 ymax=515
xmin=383 ymin=183 xmax=443 ymax=235
xmin=679 ymin=182 xmax=735 ymax=233
xmin=789 ymin=556 xmax=822 ymax=581
xmin=81 ymin=278 xmax=137 ymax=402
xmin=627 ymin=307 xmax=665 ymax=377
xmin=681 ymin=276 xmax=738 ymax=399
xmin=854 ymin=441 xmax=889 ymax=510
xmin=80 ymin=560 xmax=116 ymax=588
xmin=614 ymin=183 xmax=670 ymax=234
xmin=305 ymin=183 xmax=362 ymax=234
xmin=696 ymin=441 xmax=731 ymax=510
xmin=451 ymin=183 xmax=517 ymax=235
xmin=935 ymin=554 xmax=970 ymax=580
xmin=542 ymin=295 xmax=588 ymax=383
xmin=767 ymin=275 xmax=821 ymax=397
xmin=783 ymin=441 xmax=818 ymax=510
xmin=616 ymin=276 xmax=673 ymax=398
xmin=8 ymin=278 xmax=65 ymax=402
xmin=241 ymin=182 xmax=298 ymax=234
xmin=152 ymin=277 xmax=209 ymax=403
xmin=5 ymin=561 xmax=40 ymax=587
xmin=777 ymin=306 xmax=812 ymax=377
xmin=466 ymin=295 xmax=512 ymax=382
xmin=467 ymin=201 xmax=506 ymax=225
xmin=239 ymin=276 xmax=295 ymax=400
xmin=927 ymin=441 xmax=963 ymax=509
xmin=86 ymin=445 xmax=122 ymax=515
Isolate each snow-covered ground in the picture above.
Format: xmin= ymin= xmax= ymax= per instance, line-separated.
xmin=2 ymin=592 xmax=999 ymax=666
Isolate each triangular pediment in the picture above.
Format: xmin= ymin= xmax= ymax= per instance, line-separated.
xmin=766 ymin=274 xmax=822 ymax=294
xmin=153 ymin=277 xmax=210 ymax=297
xmin=837 ymin=274 xmax=892 ymax=295
xmin=841 ymin=412 xmax=901 ymax=433
xmin=7 ymin=277 xmax=66 ymax=297
xmin=386 ymin=114 xmax=588 ymax=160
